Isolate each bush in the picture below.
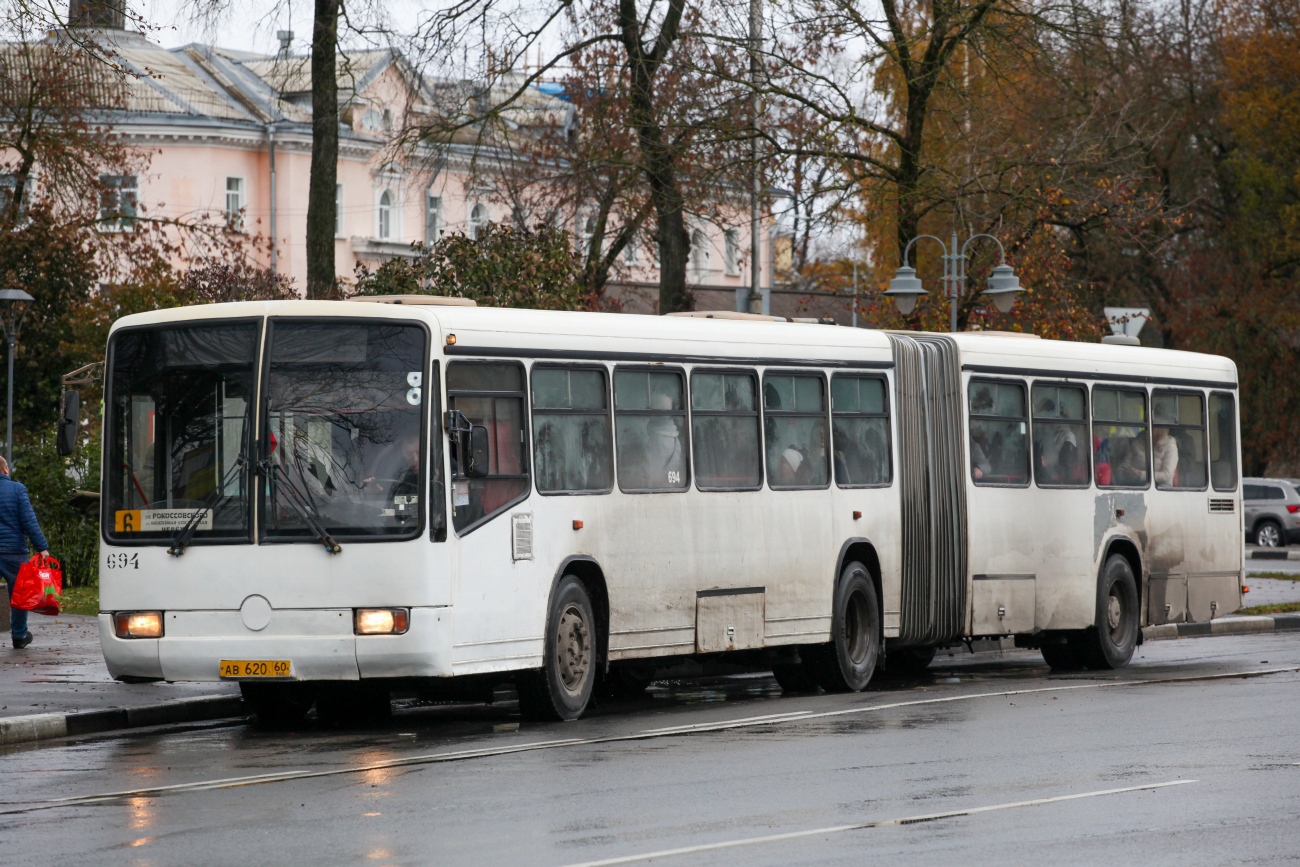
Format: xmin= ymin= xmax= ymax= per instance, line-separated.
xmin=15 ymin=425 xmax=100 ymax=589
xmin=352 ymin=222 xmax=596 ymax=310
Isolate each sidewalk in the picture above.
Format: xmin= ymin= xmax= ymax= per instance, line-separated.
xmin=0 ymin=613 xmax=242 ymax=747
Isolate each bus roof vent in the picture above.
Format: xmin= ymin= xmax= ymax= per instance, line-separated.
xmin=964 ymin=330 xmax=1041 ymax=339
xmin=345 ymin=295 xmax=478 ymax=307
xmin=1101 ymin=334 xmax=1140 ymax=346
xmin=666 ymin=310 xmax=833 ymax=324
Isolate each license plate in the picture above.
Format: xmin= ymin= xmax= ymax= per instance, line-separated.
xmin=219 ymin=659 xmax=293 ymax=679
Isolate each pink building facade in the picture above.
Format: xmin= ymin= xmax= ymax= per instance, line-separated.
xmin=64 ymin=27 xmax=773 ymax=313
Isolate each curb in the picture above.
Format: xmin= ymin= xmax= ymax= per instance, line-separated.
xmin=0 ymin=694 xmax=246 ymax=748
xmin=1247 ymin=550 xmax=1300 ymax=561
xmin=1142 ymin=613 xmax=1300 ymax=642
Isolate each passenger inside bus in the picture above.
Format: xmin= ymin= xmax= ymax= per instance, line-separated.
xmin=1152 ymin=426 xmax=1179 ymax=487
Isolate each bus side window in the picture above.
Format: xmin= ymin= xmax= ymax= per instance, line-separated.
xmin=1092 ymin=386 xmax=1149 ymax=488
xmin=532 ymin=366 xmax=613 ymax=494
xmin=1031 ymin=383 xmax=1089 ymax=488
xmin=764 ymin=372 xmax=830 ymax=489
xmin=446 ymin=361 xmax=530 ymax=533
xmin=691 ymin=369 xmax=761 ymax=490
xmin=968 ymin=379 xmax=1029 ymax=486
xmin=1152 ymin=390 xmax=1207 ymax=490
xmin=830 ymin=374 xmax=891 ymax=487
xmin=613 ymin=368 xmax=689 ymax=492
xmin=1209 ymin=392 xmax=1238 ymax=491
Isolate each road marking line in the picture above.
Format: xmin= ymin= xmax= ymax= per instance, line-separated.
xmin=559 ymin=780 xmax=1199 ymax=866
xmin=0 ymin=666 xmax=1292 ymax=814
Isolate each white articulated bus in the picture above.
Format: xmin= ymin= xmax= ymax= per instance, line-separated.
xmin=94 ymin=298 xmax=1243 ymax=723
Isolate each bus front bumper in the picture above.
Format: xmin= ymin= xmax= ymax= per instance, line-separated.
xmin=98 ymin=607 xmax=452 ymax=683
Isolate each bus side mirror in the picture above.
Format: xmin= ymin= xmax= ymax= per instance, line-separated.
xmin=465 ymin=425 xmax=490 ymax=478
xmin=56 ymin=390 xmax=80 ymax=456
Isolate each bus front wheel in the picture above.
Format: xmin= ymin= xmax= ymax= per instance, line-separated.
xmin=1080 ymin=554 xmax=1140 ymax=669
xmin=809 ymin=562 xmax=880 ymax=692
xmin=519 ymin=575 xmax=597 ymax=721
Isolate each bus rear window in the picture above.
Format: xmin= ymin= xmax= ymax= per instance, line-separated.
xmin=105 ymin=321 xmax=259 ymax=543
xmin=1209 ymin=392 xmax=1238 ymax=491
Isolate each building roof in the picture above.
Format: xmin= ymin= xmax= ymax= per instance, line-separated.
xmin=3 ymin=29 xmax=569 ymax=144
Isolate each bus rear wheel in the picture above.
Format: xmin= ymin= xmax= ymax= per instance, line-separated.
xmin=518 ymin=575 xmax=597 ymax=721
xmin=808 ymin=562 xmax=880 ymax=693
xmin=241 ymin=681 xmax=316 ymax=728
xmin=1079 ymin=554 xmax=1140 ymax=669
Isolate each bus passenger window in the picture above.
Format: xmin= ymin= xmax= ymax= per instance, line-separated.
xmin=613 ymin=368 xmax=689 ymax=492
xmin=1092 ymin=387 xmax=1149 ymax=488
xmin=1031 ymin=383 xmax=1089 ymax=487
xmin=1152 ymin=390 xmax=1207 ymax=490
xmin=446 ymin=361 xmax=529 ymax=532
xmin=1209 ymin=392 xmax=1238 ymax=491
xmin=532 ymin=366 xmax=612 ymax=494
xmin=968 ymin=380 xmax=1029 ymax=486
xmin=691 ymin=370 xmax=761 ymax=490
xmin=764 ymin=373 xmax=829 ymax=489
xmin=830 ymin=375 xmax=891 ymax=487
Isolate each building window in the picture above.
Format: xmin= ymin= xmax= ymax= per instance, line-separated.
xmin=99 ymin=174 xmax=138 ymax=232
xmin=690 ymin=228 xmax=709 ymax=276
xmin=425 ymin=194 xmax=442 ymax=245
xmin=335 ymin=184 xmax=344 ymax=237
xmin=468 ymin=203 xmax=488 ymax=240
xmin=512 ymin=206 xmax=528 ymax=230
xmin=623 ymin=235 xmax=638 ymax=265
xmin=0 ymin=174 xmax=24 ymax=217
xmin=378 ymin=189 xmax=394 ymax=240
xmin=724 ymin=228 xmax=740 ymax=276
xmin=225 ymin=177 xmax=244 ymax=231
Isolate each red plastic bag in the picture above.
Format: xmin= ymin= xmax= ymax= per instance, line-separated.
xmin=11 ymin=555 xmax=62 ymax=616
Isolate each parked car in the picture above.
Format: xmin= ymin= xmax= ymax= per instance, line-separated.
xmin=1243 ymin=477 xmax=1300 ymax=547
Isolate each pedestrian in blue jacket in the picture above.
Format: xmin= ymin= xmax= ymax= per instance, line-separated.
xmin=0 ymin=457 xmax=49 ymax=649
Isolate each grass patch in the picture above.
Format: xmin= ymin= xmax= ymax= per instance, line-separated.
xmin=59 ymin=583 xmax=99 ymax=616
xmin=1239 ymin=602 xmax=1300 ymax=615
xmin=1246 ymin=571 xmax=1300 ymax=581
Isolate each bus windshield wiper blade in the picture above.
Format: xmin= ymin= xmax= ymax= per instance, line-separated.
xmin=168 ymin=454 xmax=247 ymax=556
xmin=262 ymin=460 xmax=343 ymax=554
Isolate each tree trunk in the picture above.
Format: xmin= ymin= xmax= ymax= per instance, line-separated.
xmin=306 ymin=0 xmax=340 ymax=299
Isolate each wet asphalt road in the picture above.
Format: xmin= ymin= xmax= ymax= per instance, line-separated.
xmin=2 ymin=634 xmax=1299 ymax=867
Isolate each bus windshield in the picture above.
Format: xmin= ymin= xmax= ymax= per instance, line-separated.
xmin=262 ymin=320 xmax=427 ymax=540
xmin=105 ymin=321 xmax=260 ymax=543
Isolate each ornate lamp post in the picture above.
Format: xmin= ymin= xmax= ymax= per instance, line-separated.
xmin=0 ymin=288 xmax=34 ymax=468
xmin=884 ymin=232 xmax=1024 ymax=332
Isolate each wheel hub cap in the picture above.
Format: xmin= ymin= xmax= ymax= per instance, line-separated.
xmin=556 ymin=603 xmax=590 ymax=694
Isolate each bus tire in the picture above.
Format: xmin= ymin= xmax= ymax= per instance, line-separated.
xmin=518 ymin=575 xmax=597 ymax=721
xmin=809 ymin=562 xmax=880 ymax=693
xmin=1082 ymin=554 xmax=1140 ymax=669
xmin=241 ymin=681 xmax=315 ymax=728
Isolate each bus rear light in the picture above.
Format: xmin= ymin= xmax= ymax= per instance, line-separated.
xmin=114 ymin=611 xmax=164 ymax=639
xmin=355 ymin=608 xmax=409 ymax=635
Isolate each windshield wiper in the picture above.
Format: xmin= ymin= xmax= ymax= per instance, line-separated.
xmin=260 ymin=458 xmax=343 ymax=554
xmin=168 ymin=453 xmax=248 ymax=556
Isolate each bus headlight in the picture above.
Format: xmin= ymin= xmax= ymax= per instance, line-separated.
xmin=114 ymin=611 xmax=164 ymax=639
xmin=355 ymin=608 xmax=409 ymax=635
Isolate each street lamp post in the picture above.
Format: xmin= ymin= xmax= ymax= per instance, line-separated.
xmin=883 ymin=231 xmax=1024 ymax=332
xmin=0 ymin=289 xmax=34 ymax=469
